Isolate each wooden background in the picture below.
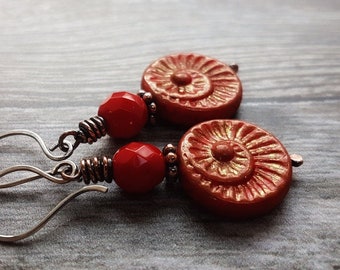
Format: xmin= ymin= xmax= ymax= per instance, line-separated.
xmin=0 ymin=0 xmax=339 ymax=269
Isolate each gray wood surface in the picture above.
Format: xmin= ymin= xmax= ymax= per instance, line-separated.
xmin=0 ymin=0 xmax=339 ymax=269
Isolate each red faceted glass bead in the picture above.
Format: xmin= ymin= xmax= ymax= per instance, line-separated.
xmin=98 ymin=92 xmax=148 ymax=139
xmin=113 ymin=142 xmax=166 ymax=193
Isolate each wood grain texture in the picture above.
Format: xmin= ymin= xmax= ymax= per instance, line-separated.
xmin=0 ymin=0 xmax=339 ymax=269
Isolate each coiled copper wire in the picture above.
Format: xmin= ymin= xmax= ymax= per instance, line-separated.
xmin=78 ymin=116 xmax=106 ymax=144
xmin=79 ymin=156 xmax=113 ymax=184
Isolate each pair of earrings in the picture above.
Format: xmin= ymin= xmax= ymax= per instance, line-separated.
xmin=0 ymin=53 xmax=303 ymax=242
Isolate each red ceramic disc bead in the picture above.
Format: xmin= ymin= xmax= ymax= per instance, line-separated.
xmin=113 ymin=142 xmax=166 ymax=193
xmin=141 ymin=53 xmax=242 ymax=126
xmin=98 ymin=92 xmax=148 ymax=139
xmin=178 ymin=119 xmax=292 ymax=219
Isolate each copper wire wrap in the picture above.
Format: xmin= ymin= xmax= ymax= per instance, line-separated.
xmin=137 ymin=90 xmax=157 ymax=125
xmin=79 ymin=156 xmax=113 ymax=185
xmin=54 ymin=116 xmax=106 ymax=153
xmin=77 ymin=116 xmax=107 ymax=144
xmin=162 ymin=144 xmax=179 ymax=182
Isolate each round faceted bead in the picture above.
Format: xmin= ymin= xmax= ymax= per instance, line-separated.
xmin=98 ymin=92 xmax=148 ymax=139
xmin=113 ymin=142 xmax=166 ymax=193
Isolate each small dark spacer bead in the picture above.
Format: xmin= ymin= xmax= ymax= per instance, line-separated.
xmin=137 ymin=90 xmax=146 ymax=98
xmin=162 ymin=144 xmax=176 ymax=155
xmin=162 ymin=143 xmax=179 ymax=182
xmin=149 ymin=114 xmax=156 ymax=126
xmin=165 ymin=152 xmax=177 ymax=164
xmin=148 ymin=102 xmax=157 ymax=114
xmin=166 ymin=165 xmax=179 ymax=182
xmin=143 ymin=92 xmax=153 ymax=104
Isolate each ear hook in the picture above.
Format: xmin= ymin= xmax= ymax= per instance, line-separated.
xmin=0 ymin=185 xmax=108 ymax=242
xmin=0 ymin=160 xmax=81 ymax=188
xmin=0 ymin=130 xmax=75 ymax=161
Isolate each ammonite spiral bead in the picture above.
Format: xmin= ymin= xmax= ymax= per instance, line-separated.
xmin=177 ymin=119 xmax=294 ymax=219
xmin=141 ymin=53 xmax=242 ymax=126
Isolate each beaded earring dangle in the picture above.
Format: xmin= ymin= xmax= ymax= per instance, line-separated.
xmin=0 ymin=53 xmax=302 ymax=242
xmin=0 ymin=53 xmax=242 ymax=162
xmin=0 ymin=140 xmax=178 ymax=242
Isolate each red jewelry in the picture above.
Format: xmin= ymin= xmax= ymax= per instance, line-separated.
xmin=113 ymin=142 xmax=166 ymax=193
xmin=12 ymin=53 xmax=240 ymax=160
xmin=0 ymin=119 xmax=302 ymax=242
xmin=98 ymin=92 xmax=148 ymax=139
xmin=178 ymin=119 xmax=302 ymax=219
xmin=0 ymin=53 xmax=302 ymax=242
xmin=141 ymin=53 xmax=242 ymax=126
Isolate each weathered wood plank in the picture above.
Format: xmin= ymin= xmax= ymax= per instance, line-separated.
xmin=0 ymin=0 xmax=339 ymax=269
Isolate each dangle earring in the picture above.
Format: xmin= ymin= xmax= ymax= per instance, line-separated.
xmin=0 ymin=53 xmax=242 ymax=161
xmin=0 ymin=53 xmax=302 ymax=242
xmin=0 ymin=119 xmax=302 ymax=242
xmin=0 ymin=140 xmax=175 ymax=242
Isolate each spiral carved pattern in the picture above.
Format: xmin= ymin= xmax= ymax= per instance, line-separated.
xmin=141 ymin=53 xmax=242 ymax=125
xmin=178 ymin=120 xmax=292 ymax=218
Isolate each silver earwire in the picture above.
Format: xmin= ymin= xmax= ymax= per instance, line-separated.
xmin=0 ymin=160 xmax=81 ymax=188
xmin=0 ymin=185 xmax=108 ymax=242
xmin=0 ymin=129 xmax=75 ymax=161
xmin=0 ymin=127 xmax=110 ymax=242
